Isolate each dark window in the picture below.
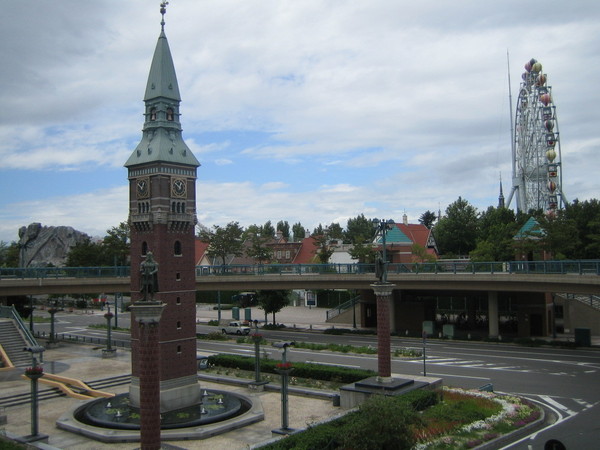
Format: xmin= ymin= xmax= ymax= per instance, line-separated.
xmin=142 ymin=242 xmax=148 ymax=255
xmin=174 ymin=241 xmax=182 ymax=255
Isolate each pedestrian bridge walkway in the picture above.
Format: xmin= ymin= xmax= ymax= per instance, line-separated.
xmin=1 ymin=260 xmax=599 ymax=296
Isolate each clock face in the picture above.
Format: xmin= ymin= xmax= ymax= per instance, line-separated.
xmin=136 ymin=177 xmax=149 ymax=198
xmin=171 ymin=177 xmax=187 ymax=198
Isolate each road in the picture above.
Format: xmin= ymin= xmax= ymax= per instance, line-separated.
xmin=35 ymin=311 xmax=600 ymax=449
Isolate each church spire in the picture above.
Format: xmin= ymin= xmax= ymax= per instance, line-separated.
xmin=125 ymin=2 xmax=199 ymax=168
xmin=498 ymin=173 xmax=505 ymax=208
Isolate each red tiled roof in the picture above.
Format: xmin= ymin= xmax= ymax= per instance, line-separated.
xmin=396 ymin=223 xmax=431 ymax=248
xmin=195 ymin=239 xmax=210 ymax=265
xmin=292 ymin=236 xmax=318 ymax=264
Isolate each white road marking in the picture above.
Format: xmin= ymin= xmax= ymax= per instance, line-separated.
xmin=539 ymin=395 xmax=577 ymax=416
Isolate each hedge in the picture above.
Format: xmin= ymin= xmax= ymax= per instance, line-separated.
xmin=206 ymin=354 xmax=376 ymax=383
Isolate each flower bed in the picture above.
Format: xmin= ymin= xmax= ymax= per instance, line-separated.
xmin=415 ymin=387 xmax=541 ymax=449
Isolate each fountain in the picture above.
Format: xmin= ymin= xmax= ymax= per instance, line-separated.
xmin=57 ymin=389 xmax=264 ymax=443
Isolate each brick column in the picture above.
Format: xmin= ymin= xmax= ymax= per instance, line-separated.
xmin=130 ymin=302 xmax=166 ymax=450
xmin=371 ymin=283 xmax=395 ymax=381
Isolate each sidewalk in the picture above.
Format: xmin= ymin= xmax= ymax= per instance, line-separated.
xmin=1 ymin=343 xmax=340 ymax=450
xmin=195 ymin=304 xmax=341 ymax=331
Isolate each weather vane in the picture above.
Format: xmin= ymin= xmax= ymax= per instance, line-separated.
xmin=160 ymin=2 xmax=169 ymax=30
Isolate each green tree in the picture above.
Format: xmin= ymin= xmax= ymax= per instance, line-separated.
xmin=327 ymin=222 xmax=344 ymax=240
xmin=419 ymin=210 xmax=437 ymax=229
xmin=66 ymin=238 xmax=106 ymax=266
xmin=291 ymin=222 xmax=306 ymax=242
xmin=348 ymin=241 xmax=377 ymax=263
xmin=245 ymin=232 xmax=273 ymax=264
xmin=562 ymin=198 xmax=600 ymax=258
xmin=470 ymin=207 xmax=518 ymax=261
xmin=262 ymin=220 xmax=275 ymax=239
xmin=4 ymin=242 xmax=19 ymax=267
xmin=411 ymin=243 xmax=436 ymax=263
xmin=536 ymin=212 xmax=581 ymax=259
xmin=102 ymin=222 xmax=130 ymax=266
xmin=257 ymin=290 xmax=290 ymax=324
xmin=313 ymin=231 xmax=334 ymax=263
xmin=344 ymin=214 xmax=373 ymax=244
xmin=199 ymin=222 xmax=244 ymax=265
xmin=276 ymin=220 xmax=290 ymax=240
xmin=434 ymin=197 xmax=479 ymax=256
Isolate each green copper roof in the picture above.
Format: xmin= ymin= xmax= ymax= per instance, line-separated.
xmin=514 ymin=217 xmax=545 ymax=239
xmin=375 ymin=226 xmax=412 ymax=244
xmin=125 ymin=27 xmax=199 ymax=169
xmin=144 ymin=30 xmax=181 ymax=102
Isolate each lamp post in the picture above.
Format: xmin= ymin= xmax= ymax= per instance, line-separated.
xmin=47 ymin=300 xmax=60 ymax=345
xmin=103 ymin=302 xmax=115 ymax=357
xmin=272 ymin=341 xmax=295 ymax=434
xmin=23 ymin=345 xmax=45 ymax=439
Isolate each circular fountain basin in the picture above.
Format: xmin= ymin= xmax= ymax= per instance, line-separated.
xmin=76 ymin=390 xmax=248 ymax=430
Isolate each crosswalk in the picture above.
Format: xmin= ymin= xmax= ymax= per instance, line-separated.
xmin=405 ymin=355 xmax=532 ymax=373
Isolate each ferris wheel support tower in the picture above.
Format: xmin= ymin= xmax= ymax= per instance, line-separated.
xmin=506 ymin=57 xmax=567 ymax=214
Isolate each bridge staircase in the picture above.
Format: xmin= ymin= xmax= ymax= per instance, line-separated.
xmin=555 ymin=293 xmax=600 ymax=335
xmin=0 ymin=306 xmax=40 ymax=368
xmin=326 ymin=296 xmax=361 ymax=324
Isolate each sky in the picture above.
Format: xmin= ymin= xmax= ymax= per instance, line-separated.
xmin=1 ymin=0 xmax=599 ymax=243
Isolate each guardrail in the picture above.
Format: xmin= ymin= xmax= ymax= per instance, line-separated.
xmin=0 ymin=305 xmax=38 ymax=349
xmin=1 ymin=260 xmax=599 ymax=281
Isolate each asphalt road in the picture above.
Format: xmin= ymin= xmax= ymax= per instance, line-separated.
xmin=35 ymin=311 xmax=600 ymax=449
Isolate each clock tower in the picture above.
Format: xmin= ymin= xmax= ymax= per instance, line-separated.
xmin=125 ymin=6 xmax=201 ymax=411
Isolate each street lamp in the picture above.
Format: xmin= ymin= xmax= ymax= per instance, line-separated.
xmin=23 ymin=345 xmax=45 ymax=439
xmin=372 ymin=218 xmax=395 ymax=282
xmin=272 ymin=341 xmax=295 ymax=434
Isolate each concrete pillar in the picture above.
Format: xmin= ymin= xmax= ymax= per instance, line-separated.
xmin=371 ymin=283 xmax=396 ymax=380
xmin=488 ymin=291 xmax=499 ymax=338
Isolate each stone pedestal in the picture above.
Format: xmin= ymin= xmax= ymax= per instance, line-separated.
xmin=371 ymin=282 xmax=395 ymax=379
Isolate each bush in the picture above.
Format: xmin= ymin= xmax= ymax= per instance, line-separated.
xmin=206 ymin=354 xmax=375 ymax=383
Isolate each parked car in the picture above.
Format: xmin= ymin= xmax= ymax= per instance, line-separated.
xmin=221 ymin=321 xmax=251 ymax=335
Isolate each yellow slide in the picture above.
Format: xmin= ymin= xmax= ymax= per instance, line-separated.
xmin=21 ymin=373 xmax=115 ymax=400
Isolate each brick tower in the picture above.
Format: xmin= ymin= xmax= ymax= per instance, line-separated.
xmin=125 ymin=5 xmax=201 ymax=412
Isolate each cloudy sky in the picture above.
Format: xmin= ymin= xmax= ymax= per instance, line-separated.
xmin=1 ymin=0 xmax=598 ymax=243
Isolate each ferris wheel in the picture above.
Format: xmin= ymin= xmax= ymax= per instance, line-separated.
xmin=508 ymin=58 xmax=566 ymax=215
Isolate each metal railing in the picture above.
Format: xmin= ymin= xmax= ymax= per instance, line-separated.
xmin=326 ymin=296 xmax=361 ymax=321
xmin=1 ymin=260 xmax=599 ymax=281
xmin=0 ymin=305 xmax=38 ymax=349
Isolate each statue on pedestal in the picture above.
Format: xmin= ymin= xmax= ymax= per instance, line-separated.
xmin=140 ymin=252 xmax=159 ymax=301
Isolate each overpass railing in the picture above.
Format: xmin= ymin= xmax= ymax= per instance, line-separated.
xmin=1 ymin=260 xmax=599 ymax=281
xmin=0 ymin=266 xmax=130 ymax=280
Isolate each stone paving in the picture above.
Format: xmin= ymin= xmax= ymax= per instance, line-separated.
xmin=1 ymin=343 xmax=340 ymax=450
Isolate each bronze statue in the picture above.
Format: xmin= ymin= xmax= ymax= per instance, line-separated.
xmin=140 ymin=252 xmax=159 ymax=301
xmin=375 ymin=256 xmax=385 ymax=282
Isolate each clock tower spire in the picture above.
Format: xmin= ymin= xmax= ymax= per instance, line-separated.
xmin=125 ymin=2 xmax=201 ymax=412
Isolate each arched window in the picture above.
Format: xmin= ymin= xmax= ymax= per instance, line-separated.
xmin=142 ymin=241 xmax=148 ymax=255
xmin=174 ymin=241 xmax=182 ymax=256
xmin=166 ymin=108 xmax=174 ymax=121
xmin=150 ymin=108 xmax=157 ymax=121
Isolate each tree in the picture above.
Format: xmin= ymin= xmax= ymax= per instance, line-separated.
xmin=276 ymin=221 xmax=290 ymax=240
xmin=327 ymin=222 xmax=344 ymax=240
xmin=262 ymin=220 xmax=275 ymax=239
xmin=562 ymin=198 xmax=600 ymax=258
xmin=434 ymin=197 xmax=479 ymax=256
xmin=419 ymin=210 xmax=437 ymax=229
xmin=411 ymin=243 xmax=436 ymax=263
xmin=344 ymin=214 xmax=373 ymax=244
xmin=313 ymin=231 xmax=334 ymax=263
xmin=291 ymin=222 xmax=305 ymax=242
xmin=245 ymin=232 xmax=273 ymax=264
xmin=102 ymin=222 xmax=130 ymax=266
xmin=470 ymin=207 xmax=518 ymax=261
xmin=199 ymin=222 xmax=244 ymax=265
xmin=257 ymin=290 xmax=290 ymax=324
xmin=348 ymin=241 xmax=377 ymax=263
xmin=66 ymin=238 xmax=105 ymax=266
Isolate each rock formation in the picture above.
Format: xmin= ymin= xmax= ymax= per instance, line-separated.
xmin=17 ymin=223 xmax=90 ymax=267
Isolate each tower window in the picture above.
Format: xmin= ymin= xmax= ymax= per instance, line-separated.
xmin=174 ymin=241 xmax=182 ymax=256
xmin=150 ymin=108 xmax=157 ymax=121
xmin=176 ymin=272 xmax=181 ymax=281
xmin=142 ymin=242 xmax=148 ymax=256
xmin=167 ymin=108 xmax=174 ymax=121
xmin=176 ymin=297 xmax=181 ymax=305
xmin=177 ymin=345 xmax=182 ymax=354
xmin=177 ymin=321 xmax=181 ymax=329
